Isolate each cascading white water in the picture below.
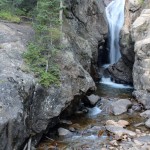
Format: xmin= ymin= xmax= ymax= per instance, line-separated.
xmin=106 ymin=0 xmax=125 ymax=64
xmin=100 ymin=0 xmax=131 ymax=88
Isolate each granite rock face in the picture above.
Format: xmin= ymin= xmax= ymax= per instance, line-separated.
xmin=63 ymin=0 xmax=108 ymax=80
xmin=132 ymin=8 xmax=150 ymax=109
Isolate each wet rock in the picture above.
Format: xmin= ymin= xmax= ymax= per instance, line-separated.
xmin=87 ymin=94 xmax=100 ymax=106
xmin=58 ymin=128 xmax=72 ymax=136
xmin=129 ymin=0 xmax=142 ymax=12
xmin=145 ymin=118 xmax=150 ymax=128
xmin=133 ymin=91 xmax=150 ymax=109
xmin=70 ymin=123 xmax=81 ymax=130
xmin=118 ymin=120 xmax=129 ymax=127
xmin=140 ymin=110 xmax=150 ymax=118
xmin=134 ymin=135 xmax=150 ymax=144
xmin=111 ymin=99 xmax=132 ymax=115
xmin=109 ymin=140 xmax=118 ymax=146
xmin=68 ymin=127 xmax=76 ymax=132
xmin=131 ymin=103 xmax=143 ymax=112
xmin=106 ymin=120 xmax=129 ymax=127
xmin=60 ymin=120 xmax=72 ymax=125
xmin=106 ymin=125 xmax=136 ymax=137
xmin=106 ymin=120 xmax=120 ymax=127
xmin=133 ymin=139 xmax=143 ymax=146
xmin=135 ymin=129 xmax=141 ymax=134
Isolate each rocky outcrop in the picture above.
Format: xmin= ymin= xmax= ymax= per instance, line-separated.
xmin=108 ymin=0 xmax=142 ymax=84
xmin=63 ymin=0 xmax=108 ymax=80
xmin=132 ymin=8 xmax=150 ymax=109
xmin=0 ymin=20 xmax=96 ymax=149
xmin=0 ymin=0 xmax=108 ymax=148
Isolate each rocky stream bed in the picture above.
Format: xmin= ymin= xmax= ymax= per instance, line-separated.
xmin=37 ymin=83 xmax=150 ymax=150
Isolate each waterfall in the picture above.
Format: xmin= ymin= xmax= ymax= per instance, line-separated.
xmin=100 ymin=0 xmax=131 ymax=88
xmin=106 ymin=0 xmax=125 ymax=64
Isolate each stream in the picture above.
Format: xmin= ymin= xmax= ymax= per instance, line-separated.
xmin=37 ymin=0 xmax=149 ymax=149
xmin=37 ymin=83 xmax=148 ymax=150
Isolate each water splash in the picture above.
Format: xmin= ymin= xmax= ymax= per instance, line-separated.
xmin=87 ymin=106 xmax=102 ymax=116
xmin=100 ymin=77 xmax=133 ymax=89
xmin=106 ymin=0 xmax=125 ymax=64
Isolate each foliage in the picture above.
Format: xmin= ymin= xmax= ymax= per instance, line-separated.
xmin=0 ymin=0 xmax=37 ymax=22
xmin=24 ymin=0 xmax=62 ymax=87
xmin=0 ymin=0 xmax=62 ymax=87
xmin=0 ymin=11 xmax=20 ymax=22
xmin=24 ymin=43 xmax=60 ymax=87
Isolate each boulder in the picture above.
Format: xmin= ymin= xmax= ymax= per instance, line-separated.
xmin=111 ymin=99 xmax=132 ymax=115
xmin=87 ymin=94 xmax=100 ymax=105
xmin=58 ymin=128 xmax=72 ymax=136
xmin=106 ymin=125 xmax=136 ymax=137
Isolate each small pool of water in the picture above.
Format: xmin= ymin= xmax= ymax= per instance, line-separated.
xmin=96 ymin=82 xmax=134 ymax=98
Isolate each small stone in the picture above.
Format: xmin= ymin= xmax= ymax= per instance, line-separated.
xmin=117 ymin=120 xmax=129 ymax=127
xmin=58 ymin=128 xmax=72 ymax=136
xmin=109 ymin=146 xmax=115 ymax=150
xmin=101 ymin=148 xmax=107 ymax=150
xmin=60 ymin=120 xmax=72 ymax=125
xmin=122 ymin=135 xmax=128 ymax=140
xmin=87 ymin=94 xmax=100 ymax=106
xmin=109 ymin=140 xmax=118 ymax=146
xmin=70 ymin=123 xmax=81 ymax=130
xmin=69 ymin=127 xmax=75 ymax=132
xmin=137 ymin=134 xmax=140 ymax=137
xmin=135 ymin=129 xmax=141 ymax=134
xmin=106 ymin=120 xmax=121 ymax=127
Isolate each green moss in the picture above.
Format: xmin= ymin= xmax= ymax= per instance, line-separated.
xmin=0 ymin=11 xmax=20 ymax=23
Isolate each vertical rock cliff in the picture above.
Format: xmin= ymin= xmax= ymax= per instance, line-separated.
xmin=132 ymin=6 xmax=150 ymax=109
xmin=63 ymin=0 xmax=108 ymax=79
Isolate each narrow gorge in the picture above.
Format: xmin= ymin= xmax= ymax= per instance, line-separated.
xmin=0 ymin=0 xmax=150 ymax=150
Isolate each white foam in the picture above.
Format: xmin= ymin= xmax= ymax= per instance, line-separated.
xmin=102 ymin=64 xmax=110 ymax=68
xmin=100 ymin=77 xmax=132 ymax=89
xmin=88 ymin=106 xmax=102 ymax=116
